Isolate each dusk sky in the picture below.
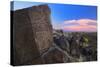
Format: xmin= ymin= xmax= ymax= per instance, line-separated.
xmin=11 ymin=1 xmax=97 ymax=32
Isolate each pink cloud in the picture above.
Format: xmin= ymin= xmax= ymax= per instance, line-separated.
xmin=63 ymin=19 xmax=97 ymax=32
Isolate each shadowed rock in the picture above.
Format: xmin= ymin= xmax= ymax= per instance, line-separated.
xmin=11 ymin=4 xmax=53 ymax=66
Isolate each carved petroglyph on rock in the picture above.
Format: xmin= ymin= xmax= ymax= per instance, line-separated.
xmin=12 ymin=4 xmax=53 ymax=65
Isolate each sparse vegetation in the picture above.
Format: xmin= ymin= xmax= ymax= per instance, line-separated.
xmin=51 ymin=29 xmax=97 ymax=62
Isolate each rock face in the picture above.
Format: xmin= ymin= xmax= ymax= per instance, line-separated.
xmin=43 ymin=48 xmax=65 ymax=64
xmin=28 ymin=5 xmax=53 ymax=52
xmin=11 ymin=4 xmax=53 ymax=65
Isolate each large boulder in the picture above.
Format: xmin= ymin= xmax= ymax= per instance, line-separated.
xmin=11 ymin=4 xmax=53 ymax=66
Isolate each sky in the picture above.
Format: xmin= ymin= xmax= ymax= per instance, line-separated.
xmin=11 ymin=1 xmax=97 ymax=32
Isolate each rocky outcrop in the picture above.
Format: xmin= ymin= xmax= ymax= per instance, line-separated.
xmin=11 ymin=4 xmax=53 ymax=66
xmin=11 ymin=4 xmax=97 ymax=66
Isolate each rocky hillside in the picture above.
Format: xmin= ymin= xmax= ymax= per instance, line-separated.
xmin=11 ymin=4 xmax=97 ymax=66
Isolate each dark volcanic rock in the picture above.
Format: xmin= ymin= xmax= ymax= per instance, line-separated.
xmin=42 ymin=48 xmax=65 ymax=64
xmin=11 ymin=4 xmax=53 ymax=66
